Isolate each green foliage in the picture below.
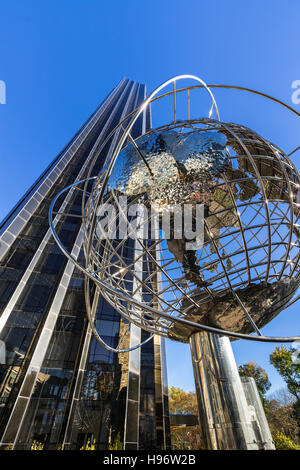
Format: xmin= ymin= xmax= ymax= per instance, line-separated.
xmin=270 ymin=346 xmax=300 ymax=401
xmin=267 ymin=392 xmax=300 ymax=445
xmin=30 ymin=440 xmax=44 ymax=450
xmin=270 ymin=346 xmax=300 ymax=437
xmin=108 ymin=432 xmax=123 ymax=450
xmin=238 ymin=361 xmax=271 ymax=412
xmin=239 ymin=361 xmax=271 ymax=397
xmin=293 ymin=400 xmax=300 ymax=429
xmin=80 ymin=438 xmax=96 ymax=450
xmin=168 ymin=386 xmax=204 ymax=450
xmin=273 ymin=431 xmax=300 ymax=450
xmin=168 ymin=386 xmax=198 ymax=415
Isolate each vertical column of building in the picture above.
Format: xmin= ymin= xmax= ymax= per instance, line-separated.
xmin=123 ymin=147 xmax=145 ymax=449
xmin=0 ymin=78 xmax=171 ymax=451
xmin=19 ymin=79 xmax=145 ymax=451
xmin=57 ymin=81 xmax=143 ymax=450
xmin=0 ymin=79 xmax=134 ymax=449
xmin=141 ymin=211 xmax=171 ymax=450
xmin=153 ymin=336 xmax=172 ymax=449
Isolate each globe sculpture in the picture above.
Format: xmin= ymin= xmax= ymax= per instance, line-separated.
xmin=49 ymin=75 xmax=300 ymax=351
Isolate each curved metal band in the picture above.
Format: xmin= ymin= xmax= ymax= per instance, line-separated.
xmin=78 ymin=82 xmax=300 ymax=235
xmin=49 ymin=177 xmax=300 ymax=343
xmin=49 ymin=177 xmax=154 ymax=353
xmin=93 ymin=75 xmax=220 ymax=209
xmin=84 ymin=277 xmax=154 ymax=353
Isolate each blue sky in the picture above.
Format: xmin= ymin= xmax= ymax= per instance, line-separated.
xmin=1 ymin=0 xmax=300 ymax=394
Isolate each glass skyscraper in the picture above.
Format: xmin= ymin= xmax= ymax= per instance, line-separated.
xmin=0 ymin=78 xmax=171 ymax=450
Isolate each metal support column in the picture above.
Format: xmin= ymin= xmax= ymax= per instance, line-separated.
xmin=189 ymin=331 xmax=259 ymax=450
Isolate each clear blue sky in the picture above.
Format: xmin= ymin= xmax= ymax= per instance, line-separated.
xmin=0 ymin=0 xmax=300 ymax=394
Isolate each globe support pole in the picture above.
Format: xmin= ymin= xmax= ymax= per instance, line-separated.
xmin=189 ymin=332 xmax=260 ymax=450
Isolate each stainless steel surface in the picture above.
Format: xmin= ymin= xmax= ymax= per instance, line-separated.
xmin=49 ymin=75 xmax=300 ymax=344
xmin=241 ymin=377 xmax=275 ymax=450
xmin=109 ymin=128 xmax=230 ymax=206
xmin=190 ymin=331 xmax=259 ymax=450
xmin=0 ymin=78 xmax=171 ymax=451
xmin=49 ymin=176 xmax=300 ymax=343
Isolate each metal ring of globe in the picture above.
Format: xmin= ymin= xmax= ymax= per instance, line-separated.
xmin=49 ymin=76 xmax=221 ymax=353
xmin=49 ymin=75 xmax=300 ymax=348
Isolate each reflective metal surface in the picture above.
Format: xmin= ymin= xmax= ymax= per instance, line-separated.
xmin=190 ymin=331 xmax=259 ymax=450
xmin=110 ymin=129 xmax=230 ymax=206
xmin=241 ymin=377 xmax=275 ymax=450
xmin=49 ymin=75 xmax=300 ymax=343
xmin=102 ymin=120 xmax=300 ymax=341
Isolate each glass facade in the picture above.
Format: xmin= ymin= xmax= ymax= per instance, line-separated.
xmin=0 ymin=78 xmax=171 ymax=450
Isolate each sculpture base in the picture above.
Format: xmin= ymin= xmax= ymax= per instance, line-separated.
xmin=189 ymin=332 xmax=261 ymax=450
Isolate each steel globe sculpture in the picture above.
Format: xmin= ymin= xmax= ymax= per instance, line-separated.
xmin=49 ymin=75 xmax=300 ymax=352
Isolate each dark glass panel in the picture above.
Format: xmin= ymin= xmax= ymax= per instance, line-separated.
xmin=125 ymin=399 xmax=138 ymax=443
